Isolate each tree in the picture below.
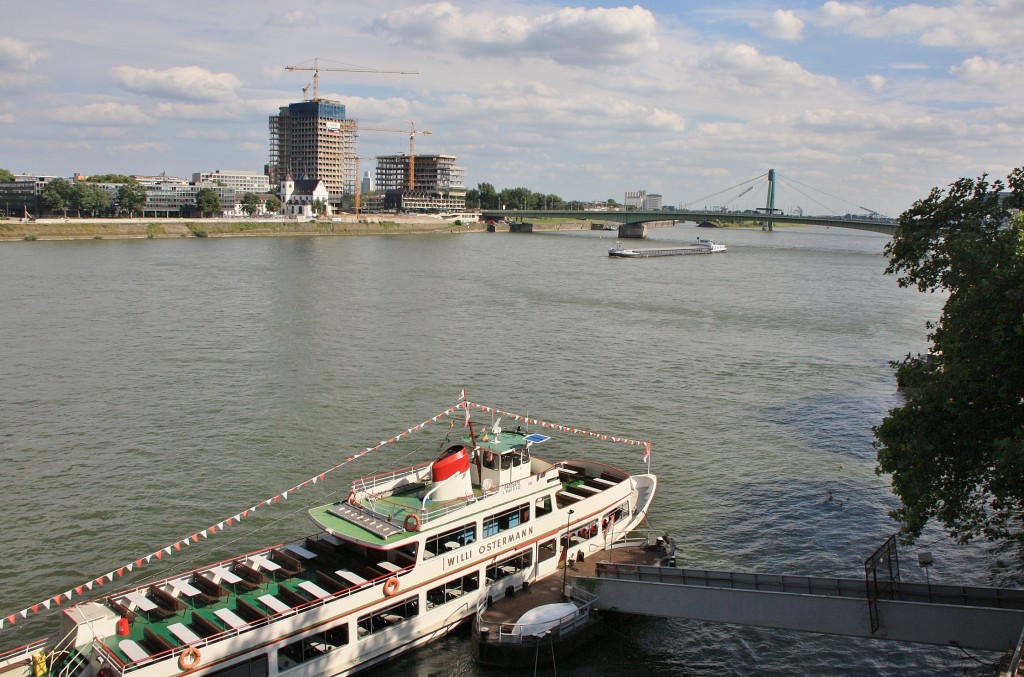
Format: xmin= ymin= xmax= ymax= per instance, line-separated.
xmin=196 ymin=188 xmax=221 ymax=217
xmin=241 ymin=192 xmax=260 ymax=217
xmin=874 ymin=167 xmax=1024 ymax=545
xmin=0 ymin=168 xmax=14 ymax=183
xmin=116 ymin=178 xmax=147 ymax=217
xmin=85 ymin=174 xmax=132 ymax=184
xmin=75 ymin=183 xmax=112 ymax=217
xmin=42 ymin=178 xmax=77 ymax=216
xmin=265 ymin=196 xmax=281 ymax=214
xmin=311 ymin=198 xmax=327 ymax=217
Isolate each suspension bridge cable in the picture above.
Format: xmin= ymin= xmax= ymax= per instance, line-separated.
xmin=681 ymin=173 xmax=768 ymax=209
xmin=777 ymin=172 xmax=878 ymax=215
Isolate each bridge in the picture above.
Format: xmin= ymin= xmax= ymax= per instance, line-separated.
xmin=565 ymin=535 xmax=1024 ymax=669
xmin=480 ymin=168 xmax=898 ymax=237
xmin=478 ymin=208 xmax=897 ymax=237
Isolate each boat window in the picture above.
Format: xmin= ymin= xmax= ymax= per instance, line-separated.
xmin=482 ymin=502 xmax=530 ymax=538
xmin=500 ymin=453 xmax=513 ymax=470
xmin=601 ymin=502 xmax=629 ymax=534
xmin=486 ymin=550 xmax=533 ymax=583
xmin=206 ymin=655 xmax=268 ymax=677
xmin=561 ymin=519 xmax=598 ymax=549
xmin=537 ymin=539 xmax=557 ymax=563
xmin=424 ymin=523 xmax=476 ymax=558
xmin=277 ymin=622 xmax=349 ymax=672
xmin=426 ymin=571 xmax=480 ymax=609
xmin=481 ymin=449 xmax=498 ymax=470
xmin=535 ymin=495 xmax=552 ymax=518
xmin=357 ymin=596 xmax=419 ymax=639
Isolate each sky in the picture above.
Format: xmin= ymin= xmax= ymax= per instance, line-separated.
xmin=1 ymin=0 xmax=1022 ymax=216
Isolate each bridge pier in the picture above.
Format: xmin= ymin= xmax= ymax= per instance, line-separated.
xmin=618 ymin=223 xmax=647 ymax=239
xmin=509 ymin=221 xmax=533 ymax=233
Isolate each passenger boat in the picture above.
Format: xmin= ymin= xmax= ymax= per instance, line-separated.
xmin=608 ymin=237 xmax=727 ymax=257
xmin=0 ymin=401 xmax=656 ymax=677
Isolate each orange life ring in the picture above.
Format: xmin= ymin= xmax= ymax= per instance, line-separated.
xmin=178 ymin=647 xmax=201 ymax=671
xmin=97 ymin=668 xmax=112 ymax=677
xmin=347 ymin=491 xmax=358 ymax=506
xmin=403 ymin=513 xmax=421 ymax=532
xmin=383 ymin=577 xmax=400 ymax=597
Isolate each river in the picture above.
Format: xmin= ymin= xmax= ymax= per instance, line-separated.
xmin=0 ymin=225 xmax=1012 ymax=675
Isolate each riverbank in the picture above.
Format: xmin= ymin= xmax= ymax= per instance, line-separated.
xmin=0 ymin=214 xmax=603 ymax=241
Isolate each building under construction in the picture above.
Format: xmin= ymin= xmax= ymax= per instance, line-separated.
xmin=267 ymin=100 xmax=357 ymax=207
xmin=375 ymin=154 xmax=466 ymax=212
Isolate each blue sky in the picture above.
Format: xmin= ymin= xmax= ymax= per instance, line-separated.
xmin=2 ymin=0 xmax=1022 ymax=215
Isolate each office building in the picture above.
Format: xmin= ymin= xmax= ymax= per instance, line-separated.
xmin=268 ymin=100 xmax=357 ymax=207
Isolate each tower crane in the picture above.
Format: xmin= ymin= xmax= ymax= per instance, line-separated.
xmin=285 ymin=57 xmax=418 ymax=101
xmin=357 ymin=122 xmax=432 ymax=191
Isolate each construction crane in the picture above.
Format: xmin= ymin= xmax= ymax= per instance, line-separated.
xmin=285 ymin=57 xmax=418 ymax=101
xmin=357 ymin=122 xmax=432 ymax=190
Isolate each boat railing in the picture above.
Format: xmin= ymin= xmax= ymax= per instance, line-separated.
xmin=353 ymin=462 xmax=431 ymax=496
xmin=478 ymin=586 xmax=599 ymax=647
xmin=0 ymin=636 xmax=52 ymax=669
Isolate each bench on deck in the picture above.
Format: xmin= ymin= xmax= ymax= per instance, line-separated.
xmin=304 ymin=537 xmax=343 ymax=562
xmin=148 ymin=585 xmax=186 ymax=614
xmin=276 ymin=584 xmax=309 ymax=608
xmin=270 ymin=549 xmax=304 ymax=577
xmin=234 ymin=598 xmax=266 ymax=623
xmin=314 ymin=571 xmax=349 ymax=594
xmin=141 ymin=628 xmax=176 ymax=655
xmin=189 ymin=611 xmax=224 ymax=638
xmin=191 ymin=574 xmax=228 ymax=604
xmin=232 ymin=562 xmax=268 ymax=591
xmin=107 ymin=598 xmax=138 ymax=624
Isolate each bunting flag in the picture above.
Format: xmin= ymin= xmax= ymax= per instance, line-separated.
xmin=1 ymin=400 xmax=648 ymax=633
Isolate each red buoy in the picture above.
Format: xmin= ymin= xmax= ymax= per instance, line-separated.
xmin=116 ymin=617 xmax=130 ymax=636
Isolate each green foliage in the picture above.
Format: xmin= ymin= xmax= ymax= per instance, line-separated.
xmin=146 ymin=223 xmax=164 ymax=238
xmin=311 ymin=198 xmax=328 ymax=216
xmin=116 ymin=178 xmax=147 ymax=217
xmin=0 ymin=168 xmax=14 ymax=183
xmin=24 ymin=233 xmax=37 ymax=241
xmin=195 ymin=188 xmax=221 ymax=217
xmin=75 ymin=183 xmax=112 ymax=217
xmin=265 ymin=196 xmax=281 ymax=213
xmin=875 ymin=167 xmax=1024 ymax=545
xmin=187 ymin=223 xmax=209 ymax=238
xmin=83 ymin=174 xmax=132 ymax=184
xmin=42 ymin=178 xmax=77 ymax=214
xmin=241 ymin=192 xmax=260 ymax=217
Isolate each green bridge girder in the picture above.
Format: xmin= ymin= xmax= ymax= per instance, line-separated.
xmin=479 ymin=209 xmax=898 ymax=236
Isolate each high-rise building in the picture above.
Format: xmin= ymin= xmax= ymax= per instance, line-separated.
xmin=268 ymin=100 xmax=357 ymax=207
xmin=375 ymin=154 xmax=466 ymax=212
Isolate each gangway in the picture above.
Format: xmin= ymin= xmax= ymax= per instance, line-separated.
xmin=573 ymin=562 xmax=1024 ymax=654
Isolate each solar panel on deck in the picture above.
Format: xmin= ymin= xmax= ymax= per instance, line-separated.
xmin=524 ymin=433 xmax=550 ymax=443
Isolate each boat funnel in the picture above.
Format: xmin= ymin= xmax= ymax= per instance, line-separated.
xmin=431 ymin=444 xmax=472 ymax=501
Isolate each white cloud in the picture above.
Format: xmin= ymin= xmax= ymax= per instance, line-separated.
xmin=370 ymin=2 xmax=658 ymax=65
xmin=0 ymin=36 xmax=44 ymax=70
xmin=177 ymin=128 xmax=231 ymax=140
xmin=816 ymin=1 xmax=1024 ymax=52
xmin=112 ymin=66 xmax=242 ymax=102
xmin=266 ymin=10 xmax=315 ymax=27
xmin=46 ymin=102 xmax=155 ymax=126
xmin=113 ymin=142 xmax=170 ymax=155
xmin=866 ymin=74 xmax=886 ymax=91
xmin=950 ymin=56 xmax=1024 ymax=86
xmin=699 ymin=44 xmax=837 ymax=92
xmin=758 ymin=9 xmax=805 ymax=41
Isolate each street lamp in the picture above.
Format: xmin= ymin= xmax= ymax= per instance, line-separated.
xmin=561 ymin=509 xmax=574 ymax=600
